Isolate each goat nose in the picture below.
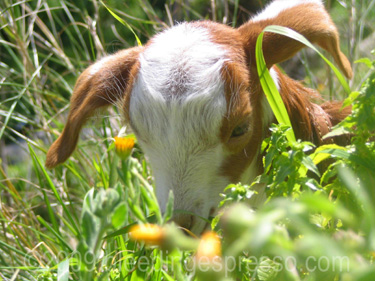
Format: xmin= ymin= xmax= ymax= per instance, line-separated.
xmin=172 ymin=213 xmax=194 ymax=230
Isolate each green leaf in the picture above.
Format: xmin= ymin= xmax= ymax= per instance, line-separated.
xmin=300 ymin=194 xmax=351 ymax=221
xmin=323 ymin=126 xmax=351 ymax=139
xmin=128 ymin=198 xmax=147 ymax=222
xmin=80 ymin=210 xmax=100 ymax=250
xmin=57 ymin=259 xmax=70 ymax=281
xmin=111 ymin=202 xmax=128 ymax=229
xmin=261 ymin=26 xmax=351 ymax=95
xmin=29 ymin=143 xmax=79 ymax=235
xmin=100 ymin=1 xmax=142 ymax=46
xmin=0 ymin=54 xmax=52 ymax=140
xmin=355 ymin=57 xmax=374 ymax=68
xmin=161 ymin=270 xmax=176 ymax=281
xmin=301 ymin=155 xmax=320 ymax=177
xmin=104 ymin=213 xmax=157 ymax=239
xmin=163 ymin=190 xmax=174 ymax=223
xmin=255 ymin=30 xmax=296 ymax=143
xmin=342 ymin=91 xmax=360 ymax=109
xmin=30 ymin=147 xmax=59 ymax=234
xmin=310 ymin=144 xmax=348 ymax=165
xmin=37 ymin=216 xmax=73 ymax=252
xmin=257 ymin=258 xmax=281 ymax=281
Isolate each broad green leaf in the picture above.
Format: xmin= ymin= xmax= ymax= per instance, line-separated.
xmin=301 ymin=156 xmax=320 ymax=177
xmin=310 ymin=144 xmax=347 ymax=166
xmin=57 ymin=259 xmax=70 ymax=281
xmin=323 ymin=126 xmax=351 ymax=139
xmin=111 ymin=202 xmax=128 ymax=229
xmin=257 ymin=258 xmax=281 ymax=281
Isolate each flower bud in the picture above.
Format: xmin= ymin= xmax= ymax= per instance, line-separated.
xmin=114 ymin=136 xmax=135 ymax=160
xmin=195 ymin=231 xmax=223 ymax=280
xmin=196 ymin=231 xmax=221 ymax=261
xmin=129 ymin=224 xmax=164 ymax=246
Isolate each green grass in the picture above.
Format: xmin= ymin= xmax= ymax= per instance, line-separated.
xmin=1 ymin=0 xmax=375 ymax=280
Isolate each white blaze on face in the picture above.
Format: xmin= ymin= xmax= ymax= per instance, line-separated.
xmin=129 ymin=23 xmax=229 ymax=233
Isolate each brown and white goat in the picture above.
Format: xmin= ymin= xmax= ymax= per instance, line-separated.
xmin=46 ymin=0 xmax=352 ymax=234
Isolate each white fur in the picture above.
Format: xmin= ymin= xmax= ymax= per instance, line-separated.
xmin=251 ymin=0 xmax=323 ymax=22
xmin=128 ymin=24 xmax=283 ymax=233
xmin=129 ymin=23 xmax=229 ymax=234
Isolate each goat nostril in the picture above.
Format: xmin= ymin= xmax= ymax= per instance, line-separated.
xmin=172 ymin=213 xmax=194 ymax=230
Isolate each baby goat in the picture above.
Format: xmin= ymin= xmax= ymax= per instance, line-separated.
xmin=46 ymin=0 xmax=352 ymax=234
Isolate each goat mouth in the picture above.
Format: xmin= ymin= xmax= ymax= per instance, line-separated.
xmin=173 ymin=207 xmax=218 ymax=236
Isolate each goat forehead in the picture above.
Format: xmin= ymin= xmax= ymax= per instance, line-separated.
xmin=129 ymin=23 xmax=228 ymax=143
xmin=141 ymin=23 xmax=226 ymax=97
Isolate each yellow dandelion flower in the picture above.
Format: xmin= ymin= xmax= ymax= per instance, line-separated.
xmin=129 ymin=224 xmax=164 ymax=246
xmin=196 ymin=231 xmax=221 ymax=261
xmin=114 ymin=136 xmax=135 ymax=160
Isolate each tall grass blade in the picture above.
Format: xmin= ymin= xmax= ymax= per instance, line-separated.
xmin=0 ymin=55 xmax=51 ymax=140
xmin=100 ymin=1 xmax=142 ymax=46
xmin=30 ymin=148 xmax=60 ymax=234
xmin=262 ymin=25 xmax=351 ymax=94
xmin=255 ymin=31 xmax=296 ymax=143
xmin=37 ymin=216 xmax=72 ymax=252
xmin=256 ymin=25 xmax=353 ymax=143
xmin=28 ymin=143 xmax=80 ymax=235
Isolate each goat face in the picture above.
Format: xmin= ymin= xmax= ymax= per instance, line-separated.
xmin=128 ymin=24 xmax=253 ymax=232
xmin=46 ymin=0 xmax=352 ymax=234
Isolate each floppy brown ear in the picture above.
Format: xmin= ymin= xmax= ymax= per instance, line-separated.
xmin=238 ymin=0 xmax=352 ymax=79
xmin=46 ymin=47 xmax=142 ymax=168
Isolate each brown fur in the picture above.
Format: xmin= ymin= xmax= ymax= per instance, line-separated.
xmin=217 ymin=2 xmax=352 ymax=182
xmin=45 ymin=47 xmax=142 ymax=168
xmin=46 ymin=1 xmax=352 ymax=182
xmin=238 ymin=3 xmax=352 ymax=78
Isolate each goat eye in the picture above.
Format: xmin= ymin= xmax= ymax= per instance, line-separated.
xmin=231 ymin=123 xmax=249 ymax=138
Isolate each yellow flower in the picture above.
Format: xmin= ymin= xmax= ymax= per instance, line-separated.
xmin=114 ymin=136 xmax=135 ymax=160
xmin=196 ymin=231 xmax=221 ymax=261
xmin=129 ymin=224 xmax=164 ymax=246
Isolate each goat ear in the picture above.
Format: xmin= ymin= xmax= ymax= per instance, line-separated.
xmin=46 ymin=47 xmax=142 ymax=168
xmin=238 ymin=0 xmax=352 ymax=78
